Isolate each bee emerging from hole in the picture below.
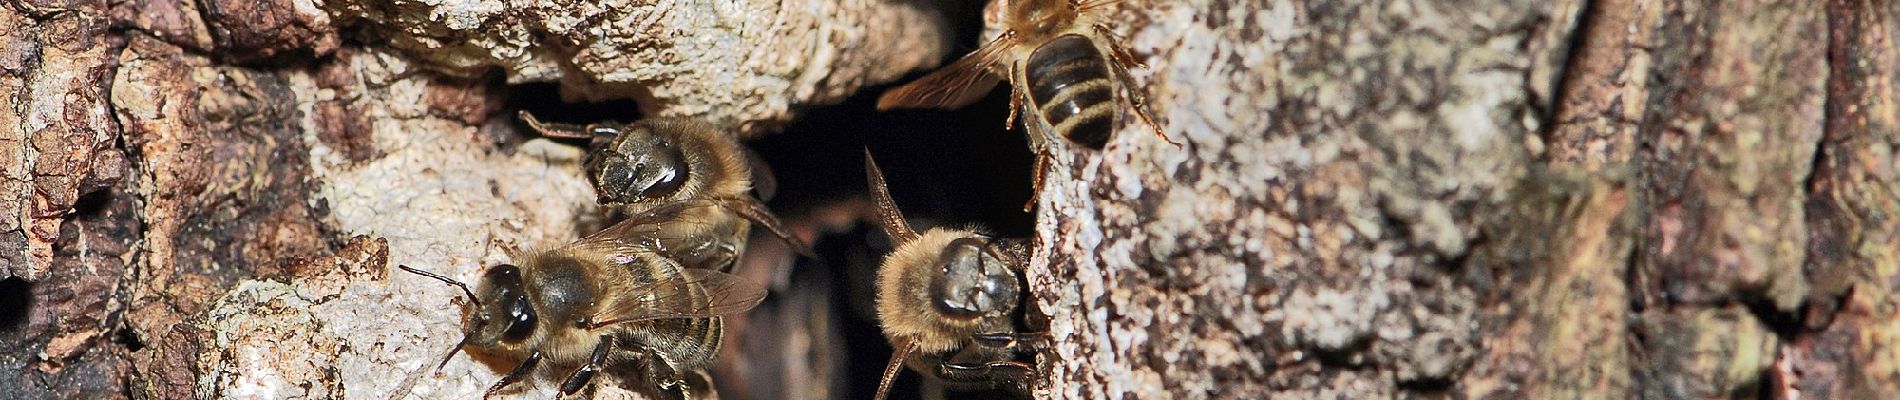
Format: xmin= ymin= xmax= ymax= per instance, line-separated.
xmin=518 ymin=111 xmax=810 ymax=272
xmin=863 ymin=150 xmax=1049 ymax=400
xmin=878 ymin=0 xmax=1177 ymax=208
xmin=400 ymin=201 xmax=768 ymax=399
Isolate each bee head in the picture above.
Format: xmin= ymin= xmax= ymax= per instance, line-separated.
xmin=586 ymin=123 xmax=692 ymax=205
xmin=397 ymin=264 xmax=537 ymax=371
xmin=467 ymin=264 xmax=539 ymax=347
xmin=928 ymin=237 xmax=1021 ymax=321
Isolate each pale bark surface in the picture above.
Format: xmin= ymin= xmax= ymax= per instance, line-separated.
xmin=2 ymin=0 xmax=1898 ymax=399
xmin=322 ymin=0 xmax=950 ymax=136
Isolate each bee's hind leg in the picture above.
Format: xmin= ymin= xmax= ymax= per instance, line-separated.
xmin=1093 ymin=24 xmax=1177 ymax=147
xmin=1023 ymin=150 xmax=1053 ymax=213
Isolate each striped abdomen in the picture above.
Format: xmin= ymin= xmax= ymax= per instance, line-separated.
xmin=623 ymin=253 xmax=726 ymax=370
xmin=1025 ymin=34 xmax=1117 ymax=150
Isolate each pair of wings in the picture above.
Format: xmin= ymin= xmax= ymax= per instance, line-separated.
xmin=876 ymin=33 xmax=1014 ymax=111
xmin=567 ymin=200 xmax=770 ymax=328
xmin=873 ymin=0 xmax=1129 ymax=112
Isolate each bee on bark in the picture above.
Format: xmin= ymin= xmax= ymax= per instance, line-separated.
xmin=399 ymin=201 xmax=768 ymax=399
xmin=862 ymin=150 xmax=1048 ymax=400
xmin=518 ymin=111 xmax=809 ymax=271
xmin=876 ymin=0 xmax=1176 ymax=204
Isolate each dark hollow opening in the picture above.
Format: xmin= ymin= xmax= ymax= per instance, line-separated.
xmin=0 ymin=277 xmax=32 ymax=332
xmin=504 ymin=82 xmax=647 ymax=127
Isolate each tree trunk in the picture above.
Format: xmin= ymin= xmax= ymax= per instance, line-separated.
xmin=2 ymin=0 xmax=1896 ymax=399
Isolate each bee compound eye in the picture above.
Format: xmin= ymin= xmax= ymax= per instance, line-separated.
xmin=636 ymin=141 xmax=690 ymax=199
xmin=502 ymin=295 xmax=537 ymax=342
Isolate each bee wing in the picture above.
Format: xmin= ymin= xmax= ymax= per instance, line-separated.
xmin=875 ymin=34 xmax=1013 ymax=111
xmin=589 ymin=267 xmax=768 ymax=326
xmin=578 ymin=198 xmax=810 ymax=258
xmin=575 ymin=200 xmax=725 ymax=253
xmin=862 ymin=150 xmax=918 ymax=243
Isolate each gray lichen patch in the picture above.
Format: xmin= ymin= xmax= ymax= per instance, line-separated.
xmin=176 ymin=44 xmax=620 ymax=398
xmin=197 ymin=281 xmax=345 ymax=399
xmin=1026 ymin=0 xmax=1552 ymax=398
xmin=322 ymin=0 xmax=950 ymax=136
xmin=292 ymin=47 xmax=609 ymax=399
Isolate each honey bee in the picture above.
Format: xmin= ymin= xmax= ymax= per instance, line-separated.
xmin=862 ymin=150 xmax=1047 ymax=400
xmin=399 ymin=201 xmax=768 ymax=399
xmin=518 ymin=111 xmax=809 ymax=271
xmin=877 ymin=0 xmax=1176 ymax=200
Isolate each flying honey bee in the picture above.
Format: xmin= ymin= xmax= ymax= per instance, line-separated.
xmin=518 ymin=111 xmax=809 ymax=271
xmin=877 ymin=0 xmax=1176 ymax=199
xmin=399 ymin=201 xmax=768 ymax=399
xmin=862 ymin=150 xmax=1048 ymax=400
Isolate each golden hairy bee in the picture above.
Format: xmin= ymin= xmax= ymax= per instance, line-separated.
xmin=877 ymin=0 xmax=1176 ymax=195
xmin=862 ymin=150 xmax=1048 ymax=400
xmin=399 ymin=201 xmax=768 ymax=399
xmin=518 ymin=111 xmax=809 ymax=272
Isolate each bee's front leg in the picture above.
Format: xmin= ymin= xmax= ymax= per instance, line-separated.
xmin=971 ymin=331 xmax=1053 ymax=351
xmin=484 ymin=351 xmax=544 ymax=399
xmin=937 ymin=360 xmax=1037 ymax=393
xmin=558 ymin=335 xmax=616 ymax=395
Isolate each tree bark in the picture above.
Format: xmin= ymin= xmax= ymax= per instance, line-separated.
xmin=1027 ymin=0 xmax=1896 ymax=399
xmin=2 ymin=0 xmax=1897 ymax=399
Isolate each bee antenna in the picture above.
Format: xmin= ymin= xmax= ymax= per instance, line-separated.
xmin=875 ymin=340 xmax=917 ymax=400
xmin=515 ymin=110 xmax=594 ymax=140
xmin=397 ymin=265 xmax=483 ymax=310
xmin=862 ymin=149 xmax=919 ymax=244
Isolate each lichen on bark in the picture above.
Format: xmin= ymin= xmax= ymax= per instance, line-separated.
xmin=1024 ymin=1 xmax=1556 ymax=397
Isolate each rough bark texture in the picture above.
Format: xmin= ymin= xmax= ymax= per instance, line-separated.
xmin=322 ymin=0 xmax=949 ymax=136
xmin=1023 ymin=0 xmax=1893 ymax=399
xmin=5 ymin=0 xmax=939 ymax=397
xmin=3 ymin=0 xmax=1899 ymax=399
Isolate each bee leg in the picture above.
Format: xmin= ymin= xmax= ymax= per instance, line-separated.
xmin=625 ymin=342 xmax=696 ymax=399
xmin=1093 ymin=24 xmax=1177 ymax=147
xmin=937 ymin=360 xmax=1036 ymax=386
xmin=1093 ymin=25 xmax=1148 ymax=70
xmin=721 ymin=196 xmax=814 ymax=257
xmin=484 ymin=351 xmax=544 ymax=399
xmin=516 ymin=110 xmax=596 ymax=140
xmin=1006 ymin=77 xmax=1025 ymax=130
xmin=970 ymin=332 xmax=1054 ymax=351
xmin=557 ymin=335 xmax=616 ymax=395
xmin=1023 ymin=150 xmax=1051 ymax=213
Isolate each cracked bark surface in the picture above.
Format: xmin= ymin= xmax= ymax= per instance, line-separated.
xmin=1025 ymin=0 xmax=1895 ymax=399
xmin=1 ymin=0 xmax=1897 ymax=399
